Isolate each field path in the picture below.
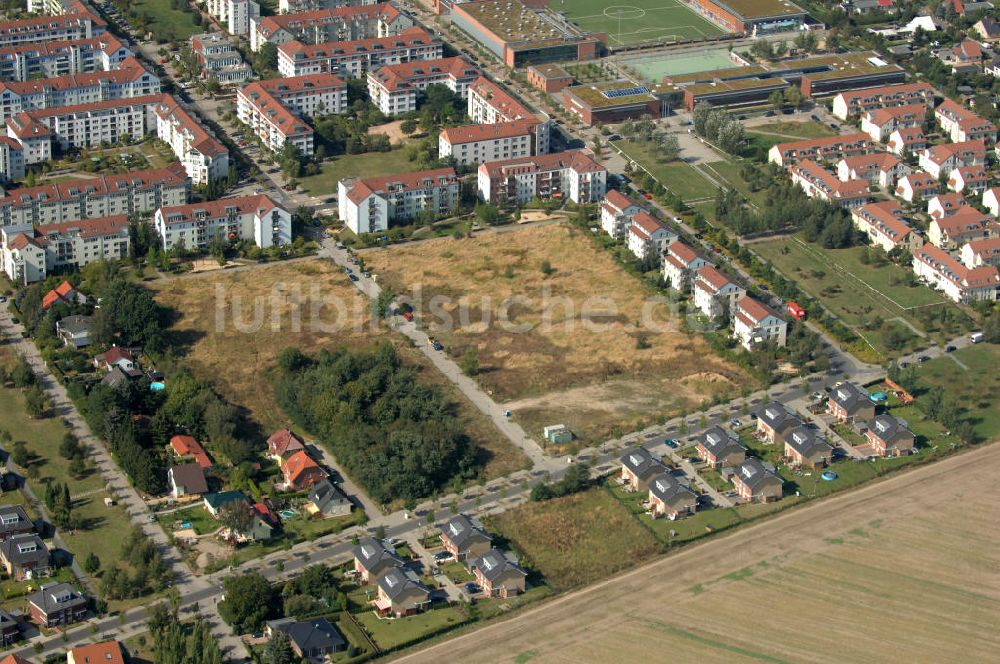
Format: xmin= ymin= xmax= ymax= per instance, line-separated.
xmin=394 ymin=443 xmax=1000 ymax=663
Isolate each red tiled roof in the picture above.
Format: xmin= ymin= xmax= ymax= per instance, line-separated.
xmin=696 ymin=264 xmax=733 ymax=291
xmin=251 ymin=72 xmax=346 ymax=96
xmin=281 ymin=450 xmax=325 ymax=484
xmin=737 ymin=296 xmax=780 ymax=324
xmin=468 ymin=76 xmax=534 ymax=121
xmin=933 ymin=206 xmax=989 ymax=235
xmin=836 ymin=82 xmax=936 ymax=105
xmin=278 ymin=27 xmax=436 ymax=60
xmin=840 ymin=152 xmax=902 ymax=172
xmin=170 ymin=435 xmax=212 ymax=469
xmin=42 ymin=280 xmax=78 ymax=309
xmin=0 ymin=164 xmax=186 ymax=207
xmin=630 ymin=211 xmax=664 ymax=237
xmin=345 ymin=167 xmax=457 ymax=205
xmin=440 ymin=119 xmax=537 ymax=145
xmin=773 ymin=132 xmax=872 ymax=154
xmin=604 ymin=189 xmax=637 ymax=211
xmin=98 ymin=346 xmax=134 ymax=366
xmin=370 ymin=56 xmax=477 ymax=92
xmin=256 ymin=3 xmax=400 ymax=38
xmin=479 ymin=150 xmax=604 ymax=178
xmin=155 ymin=95 xmax=227 ymax=157
xmin=0 ymin=57 xmax=150 ymax=96
xmin=158 ymin=194 xmax=282 ymax=227
xmin=68 ymin=641 xmax=124 ymax=664
xmin=267 ymin=428 xmax=305 ymax=457
xmin=667 ymin=240 xmax=698 ymax=265
xmin=12 ymin=93 xmax=163 ymax=121
xmin=0 ymin=34 xmax=125 ymax=58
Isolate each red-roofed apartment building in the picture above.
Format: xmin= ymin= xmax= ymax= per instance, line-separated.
xmin=0 ymin=34 xmax=133 ymax=83
xmin=0 ymin=4 xmax=105 ymax=48
xmin=928 ymin=207 xmax=994 ymax=248
xmin=831 ymin=82 xmax=937 ymax=120
xmin=850 ymin=201 xmax=921 ymax=253
xmin=154 ymin=96 xmax=230 ymax=185
xmin=859 ymin=103 xmax=925 ymax=143
xmin=477 ymin=150 xmax=606 ymax=206
xmin=154 ymin=194 xmax=291 ymax=251
xmin=600 ymin=189 xmax=642 ymax=238
xmin=439 ymin=119 xmax=540 ymax=165
xmin=0 ymin=215 xmax=130 ymax=284
xmin=919 ymin=139 xmax=987 ymax=178
xmin=466 ymin=76 xmax=550 ymax=150
xmin=338 ymin=167 xmax=460 ymax=234
xmin=249 ymin=3 xmax=412 ymax=53
xmin=237 ymin=73 xmax=346 ymax=155
xmin=767 ymin=132 xmax=874 ymax=167
xmin=947 ymin=165 xmax=990 ymax=195
xmin=367 ymin=57 xmax=479 ymax=115
xmin=961 ymin=237 xmax=1000 ymax=267
xmin=927 ymin=192 xmax=967 ymax=219
xmin=913 ymin=243 xmax=1000 ymax=302
xmin=886 ymin=127 xmax=928 ymax=156
xmin=934 ymin=99 xmax=996 ymax=143
xmin=693 ymin=265 xmax=745 ymax=319
xmin=662 ymin=240 xmax=711 ymax=291
xmin=277 ymin=27 xmax=442 ymax=78
xmin=790 ymin=160 xmax=870 ymax=208
xmin=627 ymin=211 xmax=675 ymax=259
xmin=281 ymin=450 xmax=327 ymax=490
xmin=733 ymin=296 xmax=787 ymax=350
xmin=836 ymin=153 xmax=910 ymax=188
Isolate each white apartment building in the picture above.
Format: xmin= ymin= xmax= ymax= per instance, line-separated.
xmin=6 ymin=95 xmax=162 ymax=163
xmin=0 ymin=136 xmax=24 ymax=181
xmin=277 ymin=27 xmax=441 ymax=78
xmin=467 ymin=76 xmax=550 ymax=154
xmin=918 ymin=140 xmax=987 ymax=178
xmin=0 ymin=10 xmax=106 ymax=48
xmin=237 ymin=73 xmax=346 ymax=156
xmin=0 ymin=215 xmax=129 ymax=284
xmin=850 ymin=201 xmax=920 ymax=254
xmin=934 ymin=99 xmax=996 ymax=144
xmin=789 ymin=160 xmax=869 ymax=209
xmin=961 ymin=237 xmax=1000 ymax=268
xmin=338 ymin=167 xmax=460 ymax=234
xmin=600 ymin=189 xmax=641 ymax=238
xmin=190 ymin=33 xmax=252 ymax=86
xmin=0 ymin=34 xmax=132 ymax=82
xmin=154 ymin=97 xmax=230 ymax=185
xmin=0 ymin=163 xmax=189 ymax=226
xmin=733 ymin=296 xmax=788 ymax=350
xmin=627 ymin=211 xmax=675 ymax=260
xmin=278 ymin=0 xmax=380 ymax=12
xmin=367 ymin=57 xmax=479 ymax=116
xmin=250 ymin=3 xmax=411 ymax=52
xmin=831 ymin=82 xmax=938 ymax=120
xmin=155 ymin=195 xmax=291 ymax=251
xmin=913 ymin=243 xmax=1000 ymax=302
xmin=439 ymin=120 xmax=537 ymax=165
xmin=693 ymin=265 xmax=745 ymax=319
xmin=663 ymin=241 xmax=711 ymax=291
xmin=205 ymin=0 xmax=260 ymax=36
xmin=477 ymin=150 xmax=606 ymax=207
xmin=0 ymin=58 xmax=160 ymax=121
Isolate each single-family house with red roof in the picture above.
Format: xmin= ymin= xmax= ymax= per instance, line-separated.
xmin=281 ymin=450 xmax=327 ymax=490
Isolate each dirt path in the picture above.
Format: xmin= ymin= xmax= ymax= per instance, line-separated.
xmin=394 ymin=443 xmax=1000 ymax=663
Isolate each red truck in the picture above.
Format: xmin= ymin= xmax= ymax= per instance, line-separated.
xmin=787 ymin=301 xmax=806 ymax=320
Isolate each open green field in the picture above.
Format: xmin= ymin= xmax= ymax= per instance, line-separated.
xmin=613 ymin=140 xmax=718 ymax=200
xmin=561 ymin=0 xmax=725 ymax=46
xmin=914 ymin=344 xmax=1000 ymax=442
xmin=128 ymin=0 xmax=202 ymax=43
xmin=299 ymin=147 xmax=419 ymax=197
xmin=487 ymin=487 xmax=660 ymax=590
xmin=753 ymin=236 xmax=971 ymax=357
xmin=622 ymin=48 xmax=740 ymax=81
xmin=355 ymin=606 xmax=469 ymax=651
xmin=751 ymin=121 xmax=838 ymax=140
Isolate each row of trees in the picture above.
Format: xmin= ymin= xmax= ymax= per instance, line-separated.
xmin=99 ymin=526 xmax=172 ymax=600
xmin=147 ymin=605 xmax=224 ymax=664
xmin=692 ymin=104 xmax=747 ymax=155
xmin=272 ymin=344 xmax=479 ymax=502
xmin=529 ymin=464 xmax=591 ymax=501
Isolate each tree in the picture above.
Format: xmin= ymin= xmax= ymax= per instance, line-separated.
xmin=10 ymin=356 xmax=35 ymax=388
xmin=90 ymin=279 xmax=166 ymax=352
xmin=218 ymin=500 xmax=254 ymax=537
xmin=768 ymin=89 xmax=785 ymax=112
xmin=460 ymin=347 xmax=479 ymax=376
xmin=60 ymin=433 xmax=81 ymax=460
xmin=11 ymin=441 xmax=28 ymax=467
xmin=656 ymin=133 xmax=680 ymax=162
xmin=262 ymin=630 xmax=297 ymax=664
xmin=255 ymin=42 xmax=278 ymax=74
xmin=84 ymin=553 xmax=101 ymax=574
xmin=540 ymin=259 xmax=553 ymax=275
xmin=400 ymin=118 xmax=418 ymax=135
xmin=24 ymin=384 xmax=47 ymax=418
xmin=218 ymin=571 xmax=276 ymax=633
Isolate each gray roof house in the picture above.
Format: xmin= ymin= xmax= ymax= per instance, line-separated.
xmin=697 ymin=427 xmax=747 ymax=468
xmin=352 ymin=536 xmax=404 ymax=582
xmin=0 ymin=533 xmax=49 ymax=580
xmin=101 ymin=365 xmax=143 ymax=388
xmin=732 ymin=458 xmax=784 ymax=502
xmin=202 ymin=490 xmax=246 ymax=516
xmin=267 ymin=617 xmax=346 ymax=660
xmin=56 ymin=315 xmax=92 ymax=348
xmin=784 ymin=426 xmax=834 ymax=468
xmin=648 ymin=472 xmax=698 ymax=519
xmin=439 ymin=515 xmax=492 ymax=561
xmin=470 ymin=549 xmax=527 ymax=598
xmin=308 ymin=479 xmax=352 ymax=518
xmin=0 ymin=607 xmax=19 ymax=644
xmin=619 ymin=447 xmax=668 ymax=491
xmin=0 ymin=505 xmax=35 ymax=542
xmin=168 ymin=463 xmax=209 ymax=498
xmin=375 ymin=566 xmax=431 ymax=617
xmin=866 ymin=414 xmax=916 ymax=456
xmin=756 ymin=402 xmax=802 ymax=443
xmin=27 ymin=582 xmax=87 ymax=627
xmin=828 ymin=382 xmax=875 ymax=422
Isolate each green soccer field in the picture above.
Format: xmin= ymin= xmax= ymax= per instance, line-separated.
xmin=553 ymin=0 xmax=727 ymax=45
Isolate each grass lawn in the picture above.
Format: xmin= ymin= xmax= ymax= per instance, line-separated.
xmin=750 ymin=121 xmax=838 ymax=140
xmin=912 ymin=344 xmax=1000 ymax=442
xmin=699 ymin=159 xmax=768 ymax=208
xmin=440 ymin=561 xmax=474 ymax=585
xmin=613 ymin=140 xmax=719 ymax=201
xmin=355 ymin=605 xmax=470 ymax=651
xmin=753 ymin=236 xmax=971 ymax=356
xmin=164 ymin=505 xmax=219 ymax=536
xmin=487 ymin=487 xmax=660 ymax=590
xmin=299 ymin=147 xmax=419 ymax=197
xmin=474 ymin=584 xmax=553 ymax=620
xmin=561 ymin=0 xmax=724 ymax=45
xmin=129 ymin=0 xmax=202 ymax=43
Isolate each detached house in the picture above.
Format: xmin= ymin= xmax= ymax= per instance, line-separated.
xmin=784 ymin=426 xmax=834 ymax=468
xmin=469 ymin=549 xmax=527 ymax=598
xmin=627 ymin=212 xmax=675 ymax=260
xmin=41 ymin=280 xmax=85 ymax=309
xmin=827 ymin=382 xmax=875 ymax=423
xmin=756 ymin=401 xmax=802 ymax=445
xmin=67 ymin=641 xmax=125 ymax=664
xmin=92 ymin=346 xmax=135 ymax=372
xmin=697 ymin=427 xmax=747 ymax=469
xmin=169 ymin=434 xmax=212 ymax=469
xmin=307 ymin=478 xmax=352 ymax=518
xmin=280 ymin=450 xmax=327 ymax=491
xmin=266 ymin=618 xmax=345 ymax=661
xmin=56 ymin=315 xmax=90 ymax=348
xmin=0 ymin=506 xmax=33 ymax=542
xmin=731 ymin=458 xmax=783 ymax=503
xmin=692 ymin=265 xmax=745 ymax=319
xmin=865 ymin=414 xmax=916 ymax=456
xmin=662 ymin=241 xmax=710 ymax=291
xmin=619 ymin=447 xmax=667 ymax=492
xmin=374 ymin=567 xmax=431 ymax=617
xmin=647 ymin=473 xmax=697 ymax=520
xmin=27 ymin=582 xmax=87 ymax=628
xmin=352 ymin=536 xmax=404 ymax=583
xmin=168 ymin=463 xmax=209 ymax=499
xmin=600 ymin=189 xmax=641 ymax=238
xmin=439 ymin=514 xmax=491 ymax=562
xmin=733 ymin=296 xmax=787 ymax=350
xmin=266 ymin=428 xmax=305 ymax=462
xmin=0 ymin=533 xmax=49 ymax=580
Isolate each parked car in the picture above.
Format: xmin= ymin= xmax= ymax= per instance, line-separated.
xmin=349 ymin=274 xmax=359 ymax=282
xmin=729 ymin=418 xmax=741 ymax=428
xmin=918 ymin=355 xmax=931 ymax=362
xmin=432 ymin=341 xmax=443 ymax=351
xmin=433 ymin=551 xmax=451 ymax=561
xmin=665 ymin=439 xmax=680 ymax=449
xmin=944 ymin=345 xmax=956 ymax=352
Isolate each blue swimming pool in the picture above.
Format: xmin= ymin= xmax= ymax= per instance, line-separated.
xmin=150 ymin=381 xmax=165 ymax=391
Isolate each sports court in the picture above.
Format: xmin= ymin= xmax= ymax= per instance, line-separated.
xmin=553 ymin=0 xmax=727 ymax=46
xmin=620 ymin=47 xmax=742 ymax=81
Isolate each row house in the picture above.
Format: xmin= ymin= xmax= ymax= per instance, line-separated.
xmin=961 ymin=237 xmax=1000 ymax=267
xmin=250 ymin=3 xmax=411 ymax=52
xmin=477 ymin=150 xmax=606 ymax=207
xmin=756 ymin=401 xmax=802 ymax=445
xmin=154 ymin=97 xmax=230 ymax=185
xmin=205 ymin=0 xmax=260 ymax=36
xmin=836 ymin=153 xmax=910 ymax=189
xmin=154 ymin=194 xmax=291 ymax=251
xmin=5 ymin=95 xmax=162 ymax=164
xmin=439 ymin=515 xmax=492 ymax=562
xmin=366 ymin=57 xmax=479 ymax=116
xmin=647 ymin=473 xmax=697 ymax=520
xmin=859 ymin=103 xmax=925 ymax=143
xmin=696 ymin=427 xmax=747 ymax=469
xmin=784 ymin=426 xmax=833 ymax=469
xmin=733 ymin=296 xmax=787 ymax=350
xmin=0 ymin=214 xmax=129 ymax=284
xmin=0 ymin=57 xmax=159 ymax=122
xmin=731 ymin=458 xmax=783 ymax=503
xmin=831 ymin=82 xmax=938 ymax=120
xmin=827 ymin=382 xmax=875 ymax=423
xmin=927 ymin=207 xmax=993 ymax=248
xmin=626 ymin=211 xmax=675 ymax=260
xmin=913 ymin=244 xmax=1000 ymax=302
xmin=190 ymin=33 xmax=252 ymax=86
xmin=0 ymin=533 xmax=49 ymax=580
xmin=934 ymin=99 xmax=996 ymax=143
xmin=27 ymin=582 xmax=87 ymax=629
xmin=467 ymin=76 xmax=550 ymax=155
xmin=927 ymin=192 xmax=967 ymax=219
xmin=789 ymin=160 xmax=869 ymax=208
xmin=850 ymin=201 xmax=921 ymax=253
xmin=0 ymin=34 xmax=131 ymax=82
xmin=339 ymin=167 xmax=460 ymax=234
xmin=0 ymin=10 xmax=105 ymax=48
xmin=619 ymin=447 xmax=667 ymax=492
xmin=947 ymin=165 xmax=989 ymax=196
xmin=895 ymin=172 xmax=940 ymax=203
xmin=0 ymin=136 xmax=23 ymax=181
xmin=438 ymin=119 xmax=539 ymax=166
xmin=662 ymin=240 xmax=710 ymax=291
xmin=767 ymin=132 xmax=873 ymax=168
xmin=277 ymin=27 xmax=442 ymax=78
xmin=919 ymin=140 xmax=987 ymax=179
xmin=692 ymin=264 xmax=745 ymax=319
xmin=886 ymin=127 xmax=927 ymax=156
xmin=237 ymin=73 xmax=347 ymax=156
xmin=866 ymin=414 xmax=916 ymax=457
xmin=600 ymin=189 xmax=642 ymax=239
xmin=0 ymin=163 xmax=187 ymax=226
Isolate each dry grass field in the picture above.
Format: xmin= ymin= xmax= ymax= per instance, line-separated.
xmin=364 ymin=224 xmax=746 ymax=444
xmin=152 ymin=260 xmax=527 ymax=478
xmin=396 ymin=443 xmax=1000 ymax=664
